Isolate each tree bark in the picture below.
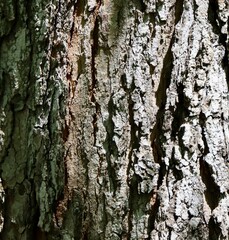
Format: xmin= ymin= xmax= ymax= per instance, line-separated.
xmin=0 ymin=0 xmax=228 ymax=239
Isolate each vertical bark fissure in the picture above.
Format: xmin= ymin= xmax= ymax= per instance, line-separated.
xmin=149 ymin=30 xmax=175 ymax=233
xmin=25 ymin=1 xmax=33 ymax=102
xmin=198 ymin=109 xmax=220 ymax=212
xmin=174 ymin=0 xmax=184 ymax=25
xmin=149 ymin=0 xmax=186 ymax=236
xmin=126 ymin=81 xmax=142 ymax=239
xmin=199 ymin=158 xmax=221 ymax=211
xmin=69 ymin=2 xmax=77 ymax=43
xmin=91 ymin=2 xmax=101 ymax=146
xmin=104 ymin=96 xmax=118 ymax=193
xmin=22 ymin=3 xmax=41 ymax=232
xmin=126 ymin=92 xmax=135 ymax=239
xmin=199 ymin=112 xmax=210 ymax=155
xmin=53 ymin=1 xmax=81 ymax=231
xmin=208 ymin=215 xmax=222 ymax=240
xmin=67 ymin=2 xmax=80 ymax=102
xmin=171 ymin=83 xmax=190 ymax=141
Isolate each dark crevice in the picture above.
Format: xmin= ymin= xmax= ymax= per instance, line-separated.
xmin=126 ymin=87 xmax=135 ymax=239
xmin=127 ymin=191 xmax=136 ymax=240
xmin=199 ymin=112 xmax=210 ymax=155
xmin=92 ymin=111 xmax=98 ymax=146
xmin=75 ymin=0 xmax=86 ymax=17
xmin=168 ymin=227 xmax=172 ymax=239
xmin=34 ymin=227 xmax=48 ymax=240
xmin=64 ymin=146 xmax=71 ymax=186
xmin=120 ymin=73 xmax=128 ymax=92
xmin=171 ymin=83 xmax=190 ymax=140
xmin=126 ymin=82 xmax=141 ymax=177
xmin=147 ymin=162 xmax=166 ymax=238
xmin=149 ymin=64 xmax=156 ymax=88
xmin=152 ymin=32 xmax=174 ymax=161
xmin=47 ymin=92 xmax=55 ymax=144
xmin=133 ymin=0 xmax=147 ymax=13
xmin=151 ymin=117 xmax=165 ymax=166
xmin=128 ymin=100 xmax=141 ymax=151
xmin=90 ymin=11 xmax=100 ymax=146
xmin=208 ymin=216 xmax=222 ymax=240
xmin=152 ymin=31 xmax=174 ymax=159
xmin=177 ymin=126 xmax=189 ymax=158
xmin=208 ymin=0 xmax=222 ymax=35
xmin=148 ymin=26 xmax=177 ymax=235
xmin=199 ymin=159 xmax=220 ymax=211
xmin=91 ymin=13 xmax=99 ymax=79
xmin=126 ymin=81 xmax=143 ymax=239
xmin=193 ymin=0 xmax=198 ymax=20
xmin=148 ymin=0 xmax=184 ymax=229
xmin=222 ymin=45 xmax=229 ymax=89
xmin=25 ymin=1 xmax=34 ymax=105
xmin=150 ymin=123 xmax=167 ymax=234
xmin=69 ymin=19 xmax=75 ymax=44
xmin=174 ymin=0 xmax=184 ymax=25
xmin=92 ymin=9 xmax=100 ymax=67
xmin=147 ymin=195 xmax=160 ymax=238
xmin=62 ymin=120 xmax=70 ymax=143
xmin=103 ymin=96 xmax=118 ymax=194
xmin=66 ymin=1 xmax=82 ymax=103
xmin=198 ymin=111 xmax=221 ymax=211
xmin=155 ymin=35 xmax=174 ymax=108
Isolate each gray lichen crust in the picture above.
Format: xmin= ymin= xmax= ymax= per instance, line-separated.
xmin=0 ymin=0 xmax=228 ymax=239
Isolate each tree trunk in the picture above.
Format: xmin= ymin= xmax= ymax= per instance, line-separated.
xmin=0 ymin=0 xmax=228 ymax=239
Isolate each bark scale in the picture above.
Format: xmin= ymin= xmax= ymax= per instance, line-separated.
xmin=0 ymin=0 xmax=228 ymax=239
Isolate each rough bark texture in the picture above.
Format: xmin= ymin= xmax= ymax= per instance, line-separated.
xmin=0 ymin=0 xmax=228 ymax=239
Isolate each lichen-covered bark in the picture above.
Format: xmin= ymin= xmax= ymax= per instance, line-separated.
xmin=0 ymin=0 xmax=228 ymax=239
xmin=0 ymin=0 xmax=71 ymax=238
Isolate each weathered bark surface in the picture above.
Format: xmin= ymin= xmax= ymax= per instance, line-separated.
xmin=0 ymin=0 xmax=228 ymax=239
xmin=0 ymin=0 xmax=70 ymax=238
